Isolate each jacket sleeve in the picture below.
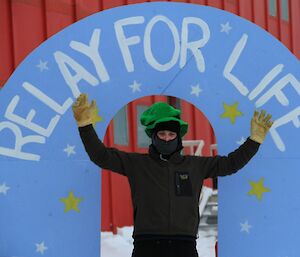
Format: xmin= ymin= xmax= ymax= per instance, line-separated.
xmin=78 ymin=124 xmax=131 ymax=176
xmin=203 ymin=137 xmax=260 ymax=178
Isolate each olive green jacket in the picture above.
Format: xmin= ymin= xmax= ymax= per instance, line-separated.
xmin=79 ymin=125 xmax=260 ymax=238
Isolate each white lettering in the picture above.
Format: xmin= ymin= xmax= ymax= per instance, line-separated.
xmin=0 ymin=121 xmax=45 ymax=161
xmin=255 ymin=73 xmax=300 ymax=107
xmin=5 ymin=95 xmax=60 ymax=137
xmin=180 ymin=17 xmax=210 ymax=72
xmin=248 ymin=64 xmax=284 ymax=100
xmin=144 ymin=15 xmax=180 ymax=71
xmin=269 ymin=106 xmax=300 ymax=151
xmin=114 ymin=16 xmax=145 ymax=72
xmin=23 ymin=82 xmax=73 ymax=115
xmin=70 ymin=29 xmax=110 ymax=83
xmin=54 ymin=51 xmax=99 ymax=98
xmin=223 ymin=34 xmax=249 ymax=96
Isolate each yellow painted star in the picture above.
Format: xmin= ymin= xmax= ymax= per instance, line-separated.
xmin=221 ymin=102 xmax=243 ymax=124
xmin=92 ymin=106 xmax=103 ymax=127
xmin=60 ymin=191 xmax=83 ymax=213
xmin=248 ymin=177 xmax=270 ymax=201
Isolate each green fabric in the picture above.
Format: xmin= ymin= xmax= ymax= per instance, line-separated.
xmin=140 ymin=102 xmax=188 ymax=137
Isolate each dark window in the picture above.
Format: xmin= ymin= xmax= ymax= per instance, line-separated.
xmin=280 ymin=0 xmax=289 ymax=21
xmin=269 ymin=0 xmax=277 ymax=17
xmin=113 ymin=105 xmax=129 ymax=145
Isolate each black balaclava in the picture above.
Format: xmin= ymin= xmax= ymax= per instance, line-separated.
xmin=151 ymin=121 xmax=183 ymax=157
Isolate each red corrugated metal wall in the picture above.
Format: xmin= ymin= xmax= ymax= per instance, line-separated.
xmin=1 ymin=0 xmax=300 ymax=233
xmin=1 ymin=0 xmax=300 ymax=90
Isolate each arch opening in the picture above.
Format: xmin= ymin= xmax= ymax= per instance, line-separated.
xmin=100 ymin=95 xmax=219 ymax=256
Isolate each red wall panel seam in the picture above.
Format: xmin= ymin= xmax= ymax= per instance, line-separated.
xmin=251 ymin=0 xmax=255 ymax=22
xmin=277 ymin=0 xmax=282 ymax=41
xmin=288 ymin=0 xmax=294 ymax=52
xmin=264 ymin=0 xmax=269 ymax=31
xmin=8 ymin=0 xmax=16 ymax=69
xmin=41 ymin=0 xmax=48 ymax=40
xmin=236 ymin=0 xmax=240 ymax=16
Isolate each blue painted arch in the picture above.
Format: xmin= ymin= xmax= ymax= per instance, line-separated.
xmin=0 ymin=2 xmax=300 ymax=257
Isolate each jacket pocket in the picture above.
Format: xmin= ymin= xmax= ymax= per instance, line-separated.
xmin=175 ymin=172 xmax=193 ymax=196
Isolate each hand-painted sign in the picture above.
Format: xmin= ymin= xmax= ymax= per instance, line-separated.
xmin=0 ymin=2 xmax=299 ymax=257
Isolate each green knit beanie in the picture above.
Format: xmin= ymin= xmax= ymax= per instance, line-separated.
xmin=140 ymin=102 xmax=188 ymax=138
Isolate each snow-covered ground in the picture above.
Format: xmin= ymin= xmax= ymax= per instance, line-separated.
xmin=101 ymin=226 xmax=217 ymax=257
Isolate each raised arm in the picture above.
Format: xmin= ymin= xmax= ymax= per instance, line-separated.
xmin=72 ymin=93 xmax=130 ymax=176
xmin=205 ymin=109 xmax=273 ymax=178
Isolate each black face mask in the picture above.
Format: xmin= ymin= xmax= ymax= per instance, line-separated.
xmin=152 ymin=134 xmax=179 ymax=155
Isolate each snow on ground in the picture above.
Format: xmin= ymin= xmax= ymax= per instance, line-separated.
xmin=101 ymin=226 xmax=217 ymax=257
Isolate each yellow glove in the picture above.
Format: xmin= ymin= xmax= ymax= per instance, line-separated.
xmin=250 ymin=110 xmax=273 ymax=144
xmin=72 ymin=93 xmax=97 ymax=127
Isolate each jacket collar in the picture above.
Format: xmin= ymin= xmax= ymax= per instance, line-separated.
xmin=148 ymin=145 xmax=184 ymax=164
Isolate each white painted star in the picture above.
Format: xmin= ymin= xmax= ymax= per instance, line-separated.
xmin=0 ymin=183 xmax=10 ymax=195
xmin=35 ymin=241 xmax=48 ymax=254
xmin=63 ymin=144 xmax=76 ymax=157
xmin=129 ymin=80 xmax=141 ymax=93
xmin=36 ymin=60 xmax=49 ymax=72
xmin=240 ymin=220 xmax=252 ymax=233
xmin=236 ymin=136 xmax=246 ymax=145
xmin=190 ymin=84 xmax=202 ymax=97
xmin=220 ymin=22 xmax=232 ymax=34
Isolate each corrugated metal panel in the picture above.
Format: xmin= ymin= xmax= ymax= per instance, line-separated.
xmin=224 ymin=0 xmax=239 ymax=14
xmin=267 ymin=0 xmax=281 ymax=38
xmin=290 ymin=0 xmax=300 ymax=57
xmin=11 ymin=0 xmax=46 ymax=67
xmin=207 ymin=0 xmax=223 ymax=9
xmin=239 ymin=0 xmax=254 ymax=21
xmin=44 ymin=0 xmax=76 ymax=38
xmin=103 ymin=0 xmax=125 ymax=10
xmin=278 ymin=0 xmax=292 ymax=50
xmin=0 ymin=0 xmax=14 ymax=88
xmin=75 ymin=0 xmax=101 ymax=20
xmin=127 ymin=0 xmax=148 ymax=4
xmin=253 ymin=0 xmax=268 ymax=29
xmin=190 ymin=0 xmax=207 ymax=5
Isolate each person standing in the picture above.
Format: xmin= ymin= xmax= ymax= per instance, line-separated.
xmin=72 ymin=93 xmax=273 ymax=257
